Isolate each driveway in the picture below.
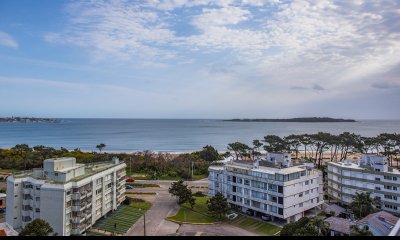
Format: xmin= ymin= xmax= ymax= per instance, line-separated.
xmin=125 ymin=179 xmax=260 ymax=236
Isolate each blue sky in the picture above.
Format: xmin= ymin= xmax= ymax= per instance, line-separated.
xmin=0 ymin=0 xmax=399 ymax=119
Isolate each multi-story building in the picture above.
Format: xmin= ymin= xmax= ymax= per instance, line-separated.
xmin=208 ymin=153 xmax=324 ymax=223
xmin=6 ymin=157 xmax=126 ymax=236
xmin=327 ymin=154 xmax=400 ymax=215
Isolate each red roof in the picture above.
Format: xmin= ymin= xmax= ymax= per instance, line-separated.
xmin=0 ymin=229 xmax=7 ymax=236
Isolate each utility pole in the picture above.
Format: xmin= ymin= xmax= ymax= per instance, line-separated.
xmin=143 ymin=212 xmax=146 ymax=236
xmin=129 ymin=157 xmax=132 ymax=175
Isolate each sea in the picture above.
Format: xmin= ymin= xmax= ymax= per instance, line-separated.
xmin=0 ymin=119 xmax=399 ymax=153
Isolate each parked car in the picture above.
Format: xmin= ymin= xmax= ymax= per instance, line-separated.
xmin=125 ymin=185 xmax=133 ymax=189
xmin=226 ymin=213 xmax=238 ymax=220
xmin=261 ymin=214 xmax=272 ymax=221
xmin=246 ymin=209 xmax=254 ymax=216
xmin=126 ymin=178 xmax=135 ymax=183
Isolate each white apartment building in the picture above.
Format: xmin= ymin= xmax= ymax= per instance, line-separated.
xmin=6 ymin=157 xmax=126 ymax=236
xmin=208 ymin=153 xmax=324 ymax=223
xmin=327 ymin=154 xmax=400 ymax=215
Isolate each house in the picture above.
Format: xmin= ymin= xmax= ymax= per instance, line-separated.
xmin=324 ymin=203 xmax=346 ymax=217
xmin=0 ymin=222 xmax=18 ymax=236
xmin=324 ymin=216 xmax=355 ymax=236
xmin=356 ymin=211 xmax=399 ymax=236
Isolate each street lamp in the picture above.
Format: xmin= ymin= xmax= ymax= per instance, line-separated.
xmin=139 ymin=209 xmax=146 ymax=236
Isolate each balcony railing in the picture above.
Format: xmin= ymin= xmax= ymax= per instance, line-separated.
xmin=72 ymin=193 xmax=80 ymax=200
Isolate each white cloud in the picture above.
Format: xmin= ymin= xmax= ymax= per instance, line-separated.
xmin=0 ymin=31 xmax=18 ymax=48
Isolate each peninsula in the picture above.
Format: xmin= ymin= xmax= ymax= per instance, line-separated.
xmin=223 ymin=117 xmax=356 ymax=122
xmin=0 ymin=117 xmax=59 ymax=123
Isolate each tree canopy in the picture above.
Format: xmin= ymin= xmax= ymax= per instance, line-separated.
xmin=19 ymin=219 xmax=54 ymax=236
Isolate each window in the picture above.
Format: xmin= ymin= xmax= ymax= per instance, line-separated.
xmin=278 ymin=197 xmax=283 ymax=204
xmin=305 ymin=180 xmax=309 ymax=185
xmin=36 ymin=197 xmax=40 ymax=201
xmin=35 ymin=208 xmax=40 ymax=213
xmin=394 ymin=187 xmax=398 ymax=191
xmin=376 ymin=187 xmax=381 ymax=190
xmin=55 ymin=173 xmax=58 ymax=176
xmin=227 ymin=176 xmax=232 ymax=182
xmin=268 ymin=184 xmax=278 ymax=192
xmin=244 ymin=180 xmax=250 ymax=186
xmin=375 ymin=168 xmax=380 ymax=172
xmin=15 ymin=184 xmax=19 ymax=187
xmin=278 ymin=186 xmax=283 ymax=193
xmin=278 ymin=208 xmax=283 ymax=215
xmin=311 ymin=179 xmax=313 ymax=184
xmin=269 ymin=195 xmax=278 ymax=203
xmin=305 ymin=190 xmax=309 ymax=195
xmin=299 ymin=203 xmax=303 ymax=207
xmin=311 ymin=199 xmax=314 ymax=203
xmin=96 ymin=189 xmax=102 ymax=195
xmin=244 ymin=188 xmax=249 ymax=196
xmin=14 ymin=195 xmax=18 ymax=198
xmin=36 ymin=186 xmax=41 ymax=190
xmin=375 ymin=177 xmax=381 ymax=181
xmin=238 ymin=178 xmax=243 ymax=184
xmin=394 ymin=177 xmax=398 ymax=181
xmin=299 ymin=193 xmax=303 ymax=197
xmin=270 ymin=206 xmax=277 ymax=213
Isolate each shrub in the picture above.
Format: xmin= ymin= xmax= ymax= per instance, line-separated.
xmin=193 ymin=191 xmax=205 ymax=197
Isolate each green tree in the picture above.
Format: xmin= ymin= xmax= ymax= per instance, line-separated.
xmin=207 ymin=192 xmax=230 ymax=219
xmin=263 ymin=135 xmax=288 ymax=153
xmin=19 ymin=219 xmax=54 ymax=236
xmin=350 ymin=225 xmax=374 ymax=236
xmin=306 ymin=217 xmax=330 ymax=236
xmin=199 ymin=145 xmax=220 ymax=162
xmin=168 ymin=180 xmax=196 ymax=208
xmin=350 ymin=192 xmax=380 ymax=219
xmin=251 ymin=139 xmax=263 ymax=160
xmin=227 ymin=142 xmax=251 ymax=160
xmin=96 ymin=143 xmax=106 ymax=153
xmin=280 ymin=217 xmax=310 ymax=236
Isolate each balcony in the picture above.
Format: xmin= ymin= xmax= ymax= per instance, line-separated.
xmin=66 ymin=206 xmax=72 ymax=214
xmin=23 ymin=188 xmax=31 ymax=194
xmin=72 ymin=193 xmax=80 ymax=200
xmin=71 ymin=228 xmax=81 ymax=235
xmin=87 ymin=191 xmax=93 ymax=198
xmin=22 ymin=199 xmax=33 ymax=206
xmin=72 ymin=205 xmax=81 ymax=212
xmin=86 ymin=202 xmax=92 ymax=209
xmin=86 ymin=213 xmax=92 ymax=221
xmin=66 ymin=194 xmax=72 ymax=202
xmin=72 ymin=217 xmax=85 ymax=224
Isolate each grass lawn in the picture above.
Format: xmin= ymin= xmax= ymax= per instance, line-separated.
xmin=166 ymin=196 xmax=219 ymax=224
xmin=0 ymin=169 xmax=14 ymax=174
xmin=91 ymin=201 xmax=152 ymax=235
xmin=230 ymin=214 xmax=281 ymax=236
xmin=167 ymin=207 xmax=216 ymax=224
xmin=126 ymin=183 xmax=160 ymax=188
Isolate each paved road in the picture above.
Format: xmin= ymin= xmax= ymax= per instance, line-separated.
xmin=125 ymin=179 xmax=258 ymax=236
xmin=125 ymin=183 xmax=180 ymax=236
xmin=176 ymin=224 xmax=259 ymax=236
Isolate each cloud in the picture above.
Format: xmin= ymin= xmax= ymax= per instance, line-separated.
xmin=42 ymin=0 xmax=400 ymax=117
xmin=371 ymin=81 xmax=400 ymax=89
xmin=0 ymin=32 xmax=18 ymax=48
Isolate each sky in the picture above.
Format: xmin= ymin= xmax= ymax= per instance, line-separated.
xmin=0 ymin=0 xmax=399 ymax=119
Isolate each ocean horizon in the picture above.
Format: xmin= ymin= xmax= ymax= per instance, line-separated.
xmin=0 ymin=118 xmax=399 ymax=153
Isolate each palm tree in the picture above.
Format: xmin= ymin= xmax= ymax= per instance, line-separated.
xmin=350 ymin=225 xmax=373 ymax=236
xmin=306 ymin=217 xmax=330 ymax=236
xmin=350 ymin=192 xmax=380 ymax=219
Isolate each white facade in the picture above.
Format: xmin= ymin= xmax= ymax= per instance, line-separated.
xmin=327 ymin=154 xmax=400 ymax=214
xmin=208 ymin=153 xmax=324 ymax=223
xmin=6 ymin=157 xmax=126 ymax=236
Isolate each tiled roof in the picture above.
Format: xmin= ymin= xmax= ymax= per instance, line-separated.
xmin=0 ymin=229 xmax=7 ymax=236
xmin=325 ymin=204 xmax=346 ymax=216
xmin=357 ymin=211 xmax=399 ymax=236
xmin=325 ymin=216 xmax=355 ymax=235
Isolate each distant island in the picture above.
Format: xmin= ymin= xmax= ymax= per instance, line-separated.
xmin=223 ymin=117 xmax=356 ymax=122
xmin=0 ymin=117 xmax=59 ymax=123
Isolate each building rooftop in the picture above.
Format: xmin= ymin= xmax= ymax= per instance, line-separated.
xmin=324 ymin=204 xmax=346 ymax=217
xmin=224 ymin=161 xmax=309 ymax=175
xmin=325 ymin=216 xmax=355 ymax=235
xmin=11 ymin=158 xmax=125 ymax=184
xmin=0 ymin=223 xmax=18 ymax=236
xmin=358 ymin=211 xmax=399 ymax=236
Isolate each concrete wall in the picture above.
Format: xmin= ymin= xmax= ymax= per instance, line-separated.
xmin=39 ymin=186 xmax=66 ymax=235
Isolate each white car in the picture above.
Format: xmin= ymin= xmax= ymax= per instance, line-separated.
xmin=226 ymin=213 xmax=238 ymax=220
